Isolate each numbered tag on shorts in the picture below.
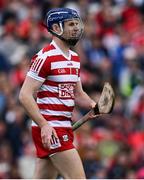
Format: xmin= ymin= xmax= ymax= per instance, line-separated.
xmin=50 ymin=136 xmax=61 ymax=149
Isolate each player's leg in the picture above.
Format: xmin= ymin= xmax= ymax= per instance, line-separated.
xmin=50 ymin=148 xmax=86 ymax=179
xmin=33 ymin=157 xmax=58 ymax=179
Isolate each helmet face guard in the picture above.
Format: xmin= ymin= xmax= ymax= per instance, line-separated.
xmin=45 ymin=8 xmax=84 ymax=46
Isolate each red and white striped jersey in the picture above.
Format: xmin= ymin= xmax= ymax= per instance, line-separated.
xmin=27 ymin=40 xmax=80 ymax=127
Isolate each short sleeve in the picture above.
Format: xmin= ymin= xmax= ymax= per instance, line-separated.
xmin=77 ymin=57 xmax=80 ymax=81
xmin=78 ymin=65 xmax=80 ymax=81
xmin=27 ymin=54 xmax=51 ymax=82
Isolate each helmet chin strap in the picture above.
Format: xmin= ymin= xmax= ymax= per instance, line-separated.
xmin=49 ymin=22 xmax=79 ymax=47
xmin=49 ymin=30 xmax=79 ymax=46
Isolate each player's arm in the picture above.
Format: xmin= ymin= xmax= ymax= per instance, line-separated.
xmin=73 ymin=82 xmax=115 ymax=131
xmin=74 ymin=80 xmax=96 ymax=109
xmin=19 ymin=76 xmax=47 ymax=127
xmin=19 ymin=76 xmax=58 ymax=149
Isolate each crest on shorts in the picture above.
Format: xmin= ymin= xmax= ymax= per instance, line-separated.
xmin=62 ymin=135 xmax=69 ymax=141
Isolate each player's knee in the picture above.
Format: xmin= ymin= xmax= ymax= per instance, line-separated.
xmin=33 ymin=159 xmax=58 ymax=179
xmin=34 ymin=170 xmax=57 ymax=179
xmin=62 ymin=171 xmax=86 ymax=179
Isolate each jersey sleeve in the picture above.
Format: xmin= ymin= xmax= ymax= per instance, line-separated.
xmin=78 ymin=68 xmax=80 ymax=81
xmin=70 ymin=50 xmax=81 ymax=82
xmin=27 ymin=53 xmax=51 ymax=82
xmin=77 ymin=57 xmax=81 ymax=81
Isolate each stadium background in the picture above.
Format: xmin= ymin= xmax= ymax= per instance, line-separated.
xmin=0 ymin=0 xmax=144 ymax=178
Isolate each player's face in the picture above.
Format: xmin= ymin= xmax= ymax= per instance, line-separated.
xmin=62 ymin=18 xmax=84 ymax=42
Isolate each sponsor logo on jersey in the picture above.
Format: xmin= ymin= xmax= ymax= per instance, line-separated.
xmin=58 ymin=68 xmax=66 ymax=74
xmin=58 ymin=83 xmax=75 ymax=98
xmin=67 ymin=62 xmax=73 ymax=66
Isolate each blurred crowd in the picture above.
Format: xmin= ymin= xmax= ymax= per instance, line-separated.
xmin=0 ymin=0 xmax=144 ymax=179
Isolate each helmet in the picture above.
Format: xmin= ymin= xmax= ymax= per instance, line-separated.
xmin=46 ymin=8 xmax=80 ymax=31
xmin=45 ymin=8 xmax=84 ymax=46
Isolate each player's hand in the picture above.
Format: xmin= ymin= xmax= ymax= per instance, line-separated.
xmin=41 ymin=124 xmax=58 ymax=149
xmin=88 ymin=108 xmax=100 ymax=119
xmin=89 ymin=102 xmax=98 ymax=118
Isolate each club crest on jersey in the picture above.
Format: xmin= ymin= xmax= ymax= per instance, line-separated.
xmin=76 ymin=68 xmax=79 ymax=75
